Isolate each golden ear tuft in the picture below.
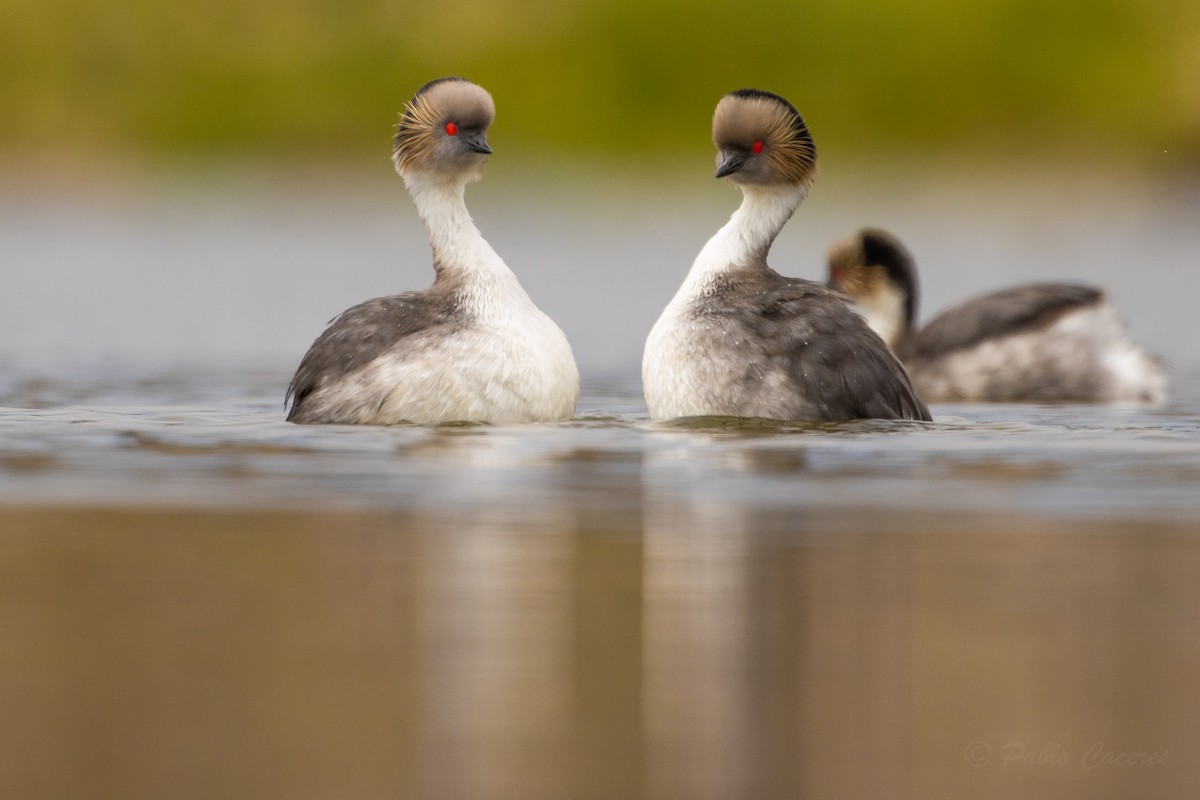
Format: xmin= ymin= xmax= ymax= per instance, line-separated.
xmin=713 ymin=89 xmax=817 ymax=187
xmin=391 ymin=78 xmax=494 ymax=175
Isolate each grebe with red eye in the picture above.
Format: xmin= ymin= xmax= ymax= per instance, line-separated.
xmin=826 ymin=228 xmax=1167 ymax=403
xmin=642 ymin=89 xmax=930 ymax=422
xmin=286 ymin=77 xmax=579 ymax=424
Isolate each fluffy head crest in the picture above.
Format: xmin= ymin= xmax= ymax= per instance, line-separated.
xmin=712 ymin=89 xmax=817 ymax=187
xmin=827 ymin=228 xmax=919 ymax=327
xmin=392 ymin=77 xmax=496 ymax=177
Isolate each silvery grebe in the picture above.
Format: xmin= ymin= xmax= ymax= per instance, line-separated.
xmin=826 ymin=228 xmax=1167 ymax=403
xmin=642 ymin=90 xmax=930 ymax=422
xmin=286 ymin=78 xmax=579 ymax=424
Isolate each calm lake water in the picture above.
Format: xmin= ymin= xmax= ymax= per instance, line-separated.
xmin=2 ymin=167 xmax=1199 ymax=798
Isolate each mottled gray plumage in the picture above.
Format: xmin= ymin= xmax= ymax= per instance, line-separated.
xmin=696 ymin=268 xmax=931 ymax=421
xmin=826 ymin=228 xmax=1167 ymax=403
xmin=906 ymin=283 xmax=1102 ymax=361
xmin=285 ymin=77 xmax=579 ymax=424
xmin=643 ymin=90 xmax=932 ymax=423
xmin=286 ymin=285 xmax=462 ymax=423
xmin=899 ymin=283 xmax=1120 ymax=401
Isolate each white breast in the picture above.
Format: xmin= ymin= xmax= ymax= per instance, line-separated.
xmin=643 ymin=184 xmax=807 ymax=421
xmin=355 ymin=301 xmax=578 ymax=424
xmin=643 ymin=303 xmax=697 ymax=419
xmin=643 ymin=294 xmax=745 ymax=420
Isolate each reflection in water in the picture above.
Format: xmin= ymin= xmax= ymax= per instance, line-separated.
xmin=642 ymin=447 xmax=921 ymax=798
xmin=1 ymin=501 xmax=1199 ymax=799
xmin=644 ymin=451 xmax=760 ymax=800
xmin=422 ymin=514 xmax=574 ymax=800
xmin=3 ymin=395 xmax=1200 ymax=799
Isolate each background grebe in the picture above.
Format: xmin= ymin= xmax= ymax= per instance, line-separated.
xmin=826 ymin=228 xmax=1167 ymax=403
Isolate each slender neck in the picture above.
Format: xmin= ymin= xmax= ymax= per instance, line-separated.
xmin=683 ymin=183 xmax=805 ymax=293
xmin=403 ymin=172 xmax=512 ymax=281
xmin=858 ymin=281 xmax=911 ymax=349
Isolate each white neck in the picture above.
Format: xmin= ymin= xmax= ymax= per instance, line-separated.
xmin=678 ymin=183 xmax=805 ymax=297
xmin=402 ymin=171 xmax=529 ymax=311
xmin=856 ymin=281 xmax=909 ymax=348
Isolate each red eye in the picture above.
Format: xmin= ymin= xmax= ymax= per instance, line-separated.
xmin=752 ymin=140 xmax=764 ymax=155
xmin=445 ymin=122 xmax=458 ymax=136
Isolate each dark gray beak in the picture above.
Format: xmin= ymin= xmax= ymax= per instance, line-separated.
xmin=715 ymin=152 xmax=745 ymax=178
xmin=463 ymin=133 xmax=493 ymax=155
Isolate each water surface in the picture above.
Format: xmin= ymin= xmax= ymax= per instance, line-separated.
xmin=2 ymin=364 xmax=1199 ymax=799
xmin=2 ymin=172 xmax=1199 ymax=798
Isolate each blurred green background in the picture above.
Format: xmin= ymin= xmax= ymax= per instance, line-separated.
xmin=3 ymin=0 xmax=1198 ymax=172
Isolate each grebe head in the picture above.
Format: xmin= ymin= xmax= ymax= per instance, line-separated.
xmin=392 ymin=77 xmax=495 ymax=181
xmin=711 ymin=89 xmax=817 ymax=189
xmin=827 ymin=228 xmax=920 ymax=333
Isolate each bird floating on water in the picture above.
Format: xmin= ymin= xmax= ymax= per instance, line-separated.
xmin=286 ymin=78 xmax=580 ymax=424
xmin=826 ymin=228 xmax=1167 ymax=403
xmin=642 ymin=89 xmax=931 ymax=422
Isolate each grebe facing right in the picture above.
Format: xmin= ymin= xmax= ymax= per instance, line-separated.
xmin=286 ymin=78 xmax=579 ymax=424
xmin=642 ymin=90 xmax=930 ymax=422
xmin=826 ymin=228 xmax=1167 ymax=403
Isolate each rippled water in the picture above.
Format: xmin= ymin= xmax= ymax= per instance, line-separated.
xmin=1 ymin=364 xmax=1199 ymax=522
xmin=3 ymin=171 xmax=1200 ymax=798
xmin=2 ymin=362 xmax=1199 ymax=799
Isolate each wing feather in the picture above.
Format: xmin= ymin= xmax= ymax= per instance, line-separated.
xmin=725 ymin=275 xmax=931 ymax=421
xmin=909 ymin=283 xmax=1102 ymax=361
xmin=285 ymin=292 xmax=457 ymax=419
